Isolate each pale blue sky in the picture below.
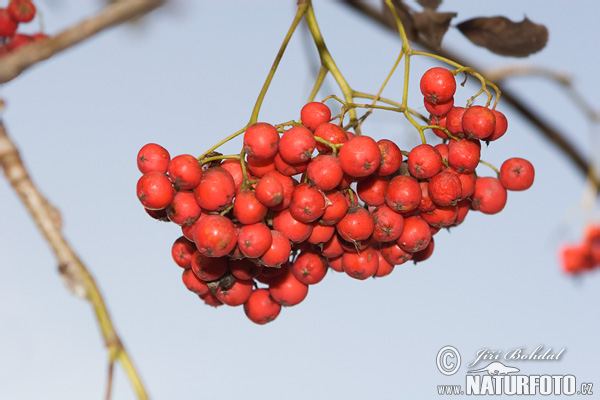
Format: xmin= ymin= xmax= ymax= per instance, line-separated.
xmin=1 ymin=1 xmax=599 ymax=399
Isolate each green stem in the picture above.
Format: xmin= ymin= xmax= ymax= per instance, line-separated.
xmin=249 ymin=2 xmax=308 ymax=124
xmin=200 ymin=155 xmax=240 ymax=165
xmin=307 ymin=65 xmax=328 ymax=103
xmin=197 ymin=124 xmax=249 ymax=161
xmin=239 ymin=149 xmax=251 ymax=190
xmin=304 ymin=2 xmax=358 ymax=129
xmin=479 ymin=159 xmax=500 ymax=176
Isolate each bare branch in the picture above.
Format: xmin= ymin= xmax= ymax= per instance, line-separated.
xmin=0 ymin=0 xmax=163 ymax=83
xmin=340 ymin=0 xmax=599 ymax=190
xmin=0 ymin=123 xmax=149 ymax=399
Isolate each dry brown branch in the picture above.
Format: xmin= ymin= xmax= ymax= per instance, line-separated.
xmin=0 ymin=122 xmax=148 ymax=399
xmin=0 ymin=0 xmax=163 ymax=83
xmin=340 ymin=0 xmax=599 ymax=190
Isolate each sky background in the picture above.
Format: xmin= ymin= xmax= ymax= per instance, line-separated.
xmin=1 ymin=1 xmax=599 ymax=399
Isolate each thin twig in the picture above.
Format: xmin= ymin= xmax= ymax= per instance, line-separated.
xmin=339 ymin=0 xmax=599 ymax=190
xmin=0 ymin=0 xmax=163 ymax=83
xmin=0 ymin=122 xmax=149 ymax=398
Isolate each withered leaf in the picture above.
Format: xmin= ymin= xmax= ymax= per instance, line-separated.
xmin=456 ymin=16 xmax=548 ymax=57
xmin=417 ymin=0 xmax=442 ymax=10
xmin=413 ymin=8 xmax=456 ymax=49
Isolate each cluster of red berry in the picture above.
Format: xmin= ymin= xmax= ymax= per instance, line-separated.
xmin=0 ymin=0 xmax=47 ymax=54
xmin=135 ymin=67 xmax=534 ymax=324
xmin=560 ymin=224 xmax=600 ymax=275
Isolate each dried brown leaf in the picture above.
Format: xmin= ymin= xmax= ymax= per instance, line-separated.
xmin=456 ymin=16 xmax=548 ymax=57
xmin=417 ymin=0 xmax=442 ymax=10
xmin=413 ymin=8 xmax=456 ymax=48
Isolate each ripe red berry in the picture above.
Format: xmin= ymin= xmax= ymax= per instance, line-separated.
xmin=200 ymin=292 xmax=223 ymax=308
xmin=429 ymin=114 xmax=449 ymax=139
xmin=499 ymin=158 xmax=535 ymax=191
xmin=301 ymin=102 xmax=331 ymax=131
xmin=220 ymin=159 xmax=244 ymax=191
xmin=0 ymin=9 xmax=19 ymax=37
xmin=338 ymin=135 xmax=381 ymax=177
xmin=560 ymin=244 xmax=594 ymax=274
xmin=407 ymin=144 xmax=443 ymax=180
xmin=374 ymin=249 xmax=394 ymax=277
xmin=244 ymin=288 xmax=282 ymax=324
xmin=193 ymin=167 xmax=235 ymax=211
xmin=260 ymin=230 xmax=292 ymax=267
xmin=371 ymin=204 xmax=404 ymax=242
xmin=193 ymin=214 xmax=237 ymax=257
xmin=137 ymin=143 xmax=170 ymax=174
xmin=428 ymin=171 xmax=462 ymax=206
xmin=272 ymin=208 xmax=313 ymax=243
xmin=420 ymin=204 xmax=458 ymax=228
xmin=216 ymin=279 xmax=254 ymax=307
xmin=342 ymin=247 xmax=379 ymax=280
xmin=448 ymin=139 xmax=480 ymax=173
xmin=229 ymin=258 xmax=263 ymax=280
xmin=462 ymin=105 xmax=496 ymax=140
xmin=273 ymin=152 xmax=309 ymax=176
xmin=168 ymin=154 xmax=203 ymax=190
xmin=307 ymin=223 xmax=335 ymax=245
xmin=243 ymin=122 xmax=280 ymax=160
xmin=255 ymin=174 xmax=284 ymax=207
xmin=470 ymin=177 xmax=507 ymax=215
xmin=137 ymin=171 xmax=175 ymax=210
xmin=289 ymin=183 xmax=326 ymax=223
xmin=171 ymin=236 xmax=196 ymax=269
xmin=336 ymin=206 xmax=374 ymax=242
xmin=396 ymin=215 xmax=432 ymax=253
xmin=320 ymin=190 xmax=349 ymax=225
xmin=8 ymin=0 xmax=36 ymax=23
xmin=264 ymin=170 xmax=296 ymax=211
xmin=313 ymin=123 xmax=348 ymax=153
xmin=246 ymin=156 xmax=275 ymax=178
xmin=380 ymin=242 xmax=413 ymax=265
xmin=412 ymin=237 xmax=435 ymax=263
xmin=357 ymin=175 xmax=388 ymax=206
xmin=182 ymin=269 xmax=210 ymax=296
xmin=486 ymin=110 xmax=508 ymax=141
xmin=167 ymin=191 xmax=202 ymax=226
xmin=384 ymin=175 xmax=422 ymax=213
xmin=189 ymin=250 xmax=229 ymax=281
xmin=233 ymin=189 xmax=268 ymax=225
xmin=278 ymin=126 xmax=316 ymax=164
xmin=420 ymin=67 xmax=456 ymax=104
xmin=306 ymin=154 xmax=343 ymax=191
xmin=7 ymin=33 xmax=31 ymax=51
xmin=292 ymin=251 xmax=328 ymax=285
xmin=446 ymin=106 xmax=466 ymax=137
xmin=424 ymin=96 xmax=454 ymax=117
xmin=237 ymin=222 xmax=272 ymax=258
xmin=375 ymin=139 xmax=402 ymax=176
xmin=268 ymin=266 xmax=309 ymax=306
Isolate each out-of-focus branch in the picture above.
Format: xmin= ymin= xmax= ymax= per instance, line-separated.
xmin=0 ymin=0 xmax=163 ymax=83
xmin=340 ymin=0 xmax=599 ymax=190
xmin=0 ymin=123 xmax=148 ymax=399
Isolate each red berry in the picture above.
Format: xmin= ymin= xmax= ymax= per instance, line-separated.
xmin=321 ymin=233 xmax=345 ymax=259
xmin=255 ymin=175 xmax=284 ymax=207
xmin=470 ymin=177 xmax=507 ymax=215
xmin=424 ymin=96 xmax=453 ymax=117
xmin=560 ymin=244 xmax=594 ymax=274
xmin=193 ymin=167 xmax=235 ymax=211
xmin=193 ymin=214 xmax=237 ymax=257
xmin=380 ymin=242 xmax=413 ymax=265
xmin=420 ymin=67 xmax=456 ymax=104
xmin=230 ymin=258 xmax=263 ymax=280
xmin=499 ymin=158 xmax=535 ymax=191
xmin=407 ymin=144 xmax=443 ymax=180
xmin=168 ymin=154 xmax=203 ymax=190
xmin=279 ymin=126 xmax=316 ymax=164
xmin=375 ymin=139 xmax=402 ymax=176
xmin=244 ymin=288 xmax=282 ymax=324
xmin=301 ymin=102 xmax=331 ymax=131
xmin=396 ymin=215 xmax=431 ymax=253
xmin=269 ymin=266 xmax=309 ymax=306
xmin=216 ymin=279 xmax=254 ymax=306
xmin=264 ymin=171 xmax=296 ymax=211
xmin=307 ymin=223 xmax=335 ymax=245
xmin=342 ymin=247 xmax=379 ymax=280
xmin=8 ymin=0 xmax=36 ymax=23
xmin=486 ymin=110 xmax=508 ymax=141
xmin=291 ymin=251 xmax=328 ymax=285
xmin=371 ymin=204 xmax=404 ymax=242
xmin=237 ymin=222 xmax=272 ymax=258
xmin=233 ymin=189 xmax=268 ymax=225
xmin=306 ymin=154 xmax=343 ymax=191
xmin=260 ymin=230 xmax=292 ymax=267
xmin=0 ymin=9 xmax=18 ymax=37
xmin=137 ymin=171 xmax=175 ymax=210
xmin=244 ymin=122 xmax=280 ymax=160
xmin=182 ymin=269 xmax=210 ymax=296
xmin=320 ymin=190 xmax=349 ymax=225
xmin=167 ymin=191 xmax=202 ymax=226
xmin=412 ymin=237 xmax=435 ymax=263
xmin=420 ymin=204 xmax=458 ymax=228
xmin=171 ymin=236 xmax=196 ymax=269
xmin=462 ymin=105 xmax=496 ymax=140
xmin=273 ymin=152 xmax=309 ymax=176
xmin=357 ymin=175 xmax=388 ymax=206
xmin=220 ymin=159 xmax=244 ymax=191
xmin=336 ymin=206 xmax=374 ymax=242
xmin=374 ymin=249 xmax=394 ymax=277
xmin=446 ymin=106 xmax=466 ymax=137
xmin=429 ymin=114 xmax=449 ymax=139
xmin=272 ymin=208 xmax=313 ymax=243
xmin=428 ymin=171 xmax=462 ymax=206
xmin=384 ymin=175 xmax=421 ymax=213
xmin=289 ymin=183 xmax=326 ymax=223
xmin=313 ymin=123 xmax=347 ymax=153
xmin=189 ymin=250 xmax=228 ymax=281
xmin=7 ymin=33 xmax=31 ymax=51
xmin=137 ymin=143 xmax=170 ymax=174
xmin=338 ymin=135 xmax=381 ymax=177
xmin=448 ymin=139 xmax=480 ymax=173
xmin=246 ymin=156 xmax=276 ymax=178
xmin=200 ymin=292 xmax=224 ymax=308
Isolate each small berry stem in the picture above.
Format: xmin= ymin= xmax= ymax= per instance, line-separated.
xmin=307 ymin=65 xmax=328 ymax=103
xmin=479 ymin=159 xmax=500 ymax=176
xmin=197 ymin=124 xmax=249 ymax=161
xmin=249 ymin=2 xmax=309 ymax=125
xmin=239 ymin=149 xmax=251 ymax=190
xmin=200 ymin=154 xmax=240 ymax=166
xmin=314 ymin=136 xmax=343 ymax=155
xmin=219 ymin=204 xmax=234 ymax=216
